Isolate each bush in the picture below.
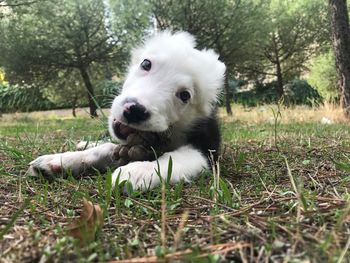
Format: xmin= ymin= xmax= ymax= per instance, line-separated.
xmin=233 ymin=79 xmax=323 ymax=107
xmin=233 ymin=81 xmax=279 ymax=107
xmin=0 ymin=79 xmax=123 ymax=114
xmin=94 ymin=79 xmax=122 ymax=108
xmin=283 ymin=79 xmax=323 ymax=106
xmin=0 ymin=83 xmax=54 ymax=113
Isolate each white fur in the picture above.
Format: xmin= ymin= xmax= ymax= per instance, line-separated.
xmin=112 ymin=145 xmax=208 ymax=191
xmin=29 ymin=31 xmax=226 ymax=191
xmin=28 ymin=143 xmax=119 ymax=176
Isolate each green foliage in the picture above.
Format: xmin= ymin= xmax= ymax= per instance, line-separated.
xmin=283 ymin=79 xmax=323 ymax=106
xmin=308 ymin=50 xmax=339 ymax=102
xmin=109 ymin=0 xmax=151 ymax=53
xmin=95 ymin=79 xmax=122 ymax=108
xmin=233 ymin=82 xmax=279 ymax=107
xmin=234 ymin=80 xmax=323 ymax=107
xmin=42 ymin=70 xmax=87 ymax=110
xmin=242 ymin=0 xmax=329 ymax=94
xmin=0 ymin=83 xmax=54 ymax=113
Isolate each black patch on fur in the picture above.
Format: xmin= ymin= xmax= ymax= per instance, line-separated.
xmin=185 ymin=112 xmax=221 ymax=163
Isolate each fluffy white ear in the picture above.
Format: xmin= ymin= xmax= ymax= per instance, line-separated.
xmin=192 ymin=48 xmax=226 ymax=114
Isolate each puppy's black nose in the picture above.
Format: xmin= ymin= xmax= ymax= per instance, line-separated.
xmin=123 ymin=99 xmax=150 ymax=123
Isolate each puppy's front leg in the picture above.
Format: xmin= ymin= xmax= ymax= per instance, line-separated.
xmin=112 ymin=145 xmax=209 ymax=191
xmin=28 ymin=143 xmax=119 ymax=178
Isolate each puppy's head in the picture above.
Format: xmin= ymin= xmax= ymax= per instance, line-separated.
xmin=109 ymin=31 xmax=226 ymax=141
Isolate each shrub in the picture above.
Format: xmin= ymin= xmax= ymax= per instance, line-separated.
xmin=0 ymin=83 xmax=54 ymax=113
xmin=0 ymin=79 xmax=123 ymax=114
xmin=233 ymin=79 xmax=323 ymax=107
xmin=94 ymin=79 xmax=122 ymax=108
xmin=233 ymin=81 xmax=279 ymax=107
xmin=283 ymin=79 xmax=323 ymax=106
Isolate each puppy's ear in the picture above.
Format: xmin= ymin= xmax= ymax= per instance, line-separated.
xmin=200 ymin=49 xmax=226 ymax=86
xmin=192 ymin=48 xmax=226 ymax=114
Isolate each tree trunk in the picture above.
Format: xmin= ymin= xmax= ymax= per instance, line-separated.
xmin=272 ymin=34 xmax=284 ymax=98
xmin=72 ymin=96 xmax=77 ymax=118
xmin=103 ymin=62 xmax=112 ymax=80
xmin=224 ymin=73 xmax=232 ymax=115
xmin=275 ymin=59 xmax=284 ymax=98
xmin=329 ymin=0 xmax=350 ymax=118
xmin=79 ymin=67 xmax=98 ymax=118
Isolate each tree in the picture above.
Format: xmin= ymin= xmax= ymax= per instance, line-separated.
xmin=329 ymin=0 xmax=350 ymax=118
xmin=0 ymin=0 xmax=141 ymax=117
xmin=242 ymin=0 xmax=329 ymax=98
xmin=151 ymin=0 xmax=267 ymax=115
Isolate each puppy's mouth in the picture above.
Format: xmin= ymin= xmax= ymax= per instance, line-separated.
xmin=112 ymin=119 xmax=172 ymax=140
xmin=113 ymin=121 xmax=137 ymax=140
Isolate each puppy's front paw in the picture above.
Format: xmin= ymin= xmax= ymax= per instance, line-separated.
xmin=112 ymin=161 xmax=159 ymax=191
xmin=28 ymin=154 xmax=63 ymax=178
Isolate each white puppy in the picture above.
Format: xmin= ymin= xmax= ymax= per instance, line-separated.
xmin=28 ymin=31 xmax=226 ymax=191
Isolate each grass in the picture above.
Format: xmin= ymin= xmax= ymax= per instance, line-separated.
xmin=0 ymin=104 xmax=349 ymax=262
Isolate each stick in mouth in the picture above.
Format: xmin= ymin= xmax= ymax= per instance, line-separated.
xmin=113 ymin=120 xmax=137 ymax=141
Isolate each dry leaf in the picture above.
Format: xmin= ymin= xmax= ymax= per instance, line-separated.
xmin=67 ymin=199 xmax=104 ymax=245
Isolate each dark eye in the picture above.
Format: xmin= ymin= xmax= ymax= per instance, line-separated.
xmin=140 ymin=59 xmax=152 ymax=71
xmin=176 ymin=90 xmax=191 ymax=103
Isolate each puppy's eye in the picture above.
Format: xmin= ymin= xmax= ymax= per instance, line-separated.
xmin=140 ymin=59 xmax=152 ymax=71
xmin=176 ymin=90 xmax=191 ymax=103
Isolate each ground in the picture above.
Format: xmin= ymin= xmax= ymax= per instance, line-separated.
xmin=0 ymin=105 xmax=349 ymax=262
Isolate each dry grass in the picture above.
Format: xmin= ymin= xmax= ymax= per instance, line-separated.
xmin=219 ymin=103 xmax=347 ymax=124
xmin=1 ymin=103 xmax=346 ymax=124
xmin=0 ymin=108 xmax=110 ymax=122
